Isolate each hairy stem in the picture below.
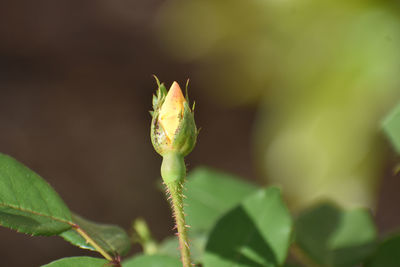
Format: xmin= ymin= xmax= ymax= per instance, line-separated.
xmin=166 ymin=180 xmax=191 ymax=267
xmin=161 ymin=152 xmax=192 ymax=266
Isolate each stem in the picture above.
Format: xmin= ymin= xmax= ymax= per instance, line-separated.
xmin=74 ymin=226 xmax=114 ymax=262
xmin=166 ymin=180 xmax=192 ymax=267
xmin=160 ymin=152 xmax=192 ymax=266
xmin=290 ymin=243 xmax=320 ymax=267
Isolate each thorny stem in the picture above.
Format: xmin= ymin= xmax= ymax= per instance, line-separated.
xmin=73 ymin=225 xmax=114 ymax=262
xmin=166 ymin=180 xmax=192 ymax=267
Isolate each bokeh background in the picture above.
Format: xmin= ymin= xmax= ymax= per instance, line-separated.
xmin=1 ymin=0 xmax=400 ymax=266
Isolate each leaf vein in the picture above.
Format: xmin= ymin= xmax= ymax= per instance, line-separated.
xmin=0 ymin=202 xmax=73 ymax=226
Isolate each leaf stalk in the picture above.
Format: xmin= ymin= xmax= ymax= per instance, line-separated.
xmin=73 ymin=225 xmax=114 ymax=262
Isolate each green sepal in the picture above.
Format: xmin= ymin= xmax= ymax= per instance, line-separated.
xmin=152 ymin=95 xmax=158 ymax=111
xmin=151 ymin=107 xmax=170 ymax=156
xmin=185 ymin=78 xmax=190 ymax=103
xmin=171 ymin=101 xmax=197 ymax=157
xmin=152 ymin=84 xmax=167 ymax=112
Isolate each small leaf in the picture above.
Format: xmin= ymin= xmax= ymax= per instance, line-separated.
xmin=0 ymin=153 xmax=73 ymax=235
xmin=60 ymin=213 xmax=131 ymax=256
xmin=41 ymin=256 xmax=107 ymax=267
xmin=295 ymin=202 xmax=377 ymax=267
xmin=365 ymin=234 xmax=400 ymax=267
xmin=204 ymin=187 xmax=292 ymax=267
xmin=383 ymin=102 xmax=400 ymax=154
xmin=185 ymin=167 xmax=258 ymax=233
xmin=123 ymin=254 xmax=181 ymax=267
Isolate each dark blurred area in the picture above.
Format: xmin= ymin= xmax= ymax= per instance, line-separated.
xmin=0 ymin=1 xmax=399 ymax=266
xmin=0 ymin=1 xmax=257 ymax=265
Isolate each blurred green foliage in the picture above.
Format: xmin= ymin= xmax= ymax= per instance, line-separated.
xmin=383 ymin=102 xmax=400 ymax=154
xmin=295 ymin=202 xmax=377 ymax=266
xmin=366 ymin=234 xmax=400 ymax=267
xmin=1 ymin=153 xmax=399 ymax=266
xmin=155 ymin=0 xmax=400 ymax=210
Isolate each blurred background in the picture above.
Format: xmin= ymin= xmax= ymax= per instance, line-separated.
xmin=0 ymin=0 xmax=400 ymax=266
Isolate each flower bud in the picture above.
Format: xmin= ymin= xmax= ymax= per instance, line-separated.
xmin=151 ymin=79 xmax=197 ymax=157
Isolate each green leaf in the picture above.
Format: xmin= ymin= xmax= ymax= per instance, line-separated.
xmin=0 ymin=153 xmax=72 ymax=235
xmin=123 ymin=254 xmax=181 ymax=267
xmin=295 ymin=202 xmax=377 ymax=267
xmin=383 ymin=102 xmax=400 ymax=154
xmin=185 ymin=167 xmax=258 ymax=233
xmin=60 ymin=213 xmax=131 ymax=256
xmin=41 ymin=256 xmax=107 ymax=267
xmin=365 ymin=234 xmax=400 ymax=267
xmin=204 ymin=187 xmax=292 ymax=267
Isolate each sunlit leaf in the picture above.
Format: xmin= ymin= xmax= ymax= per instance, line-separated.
xmin=185 ymin=167 xmax=258 ymax=233
xmin=204 ymin=187 xmax=292 ymax=267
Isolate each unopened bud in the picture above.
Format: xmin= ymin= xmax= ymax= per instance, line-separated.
xmin=150 ymin=78 xmax=197 ymax=158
